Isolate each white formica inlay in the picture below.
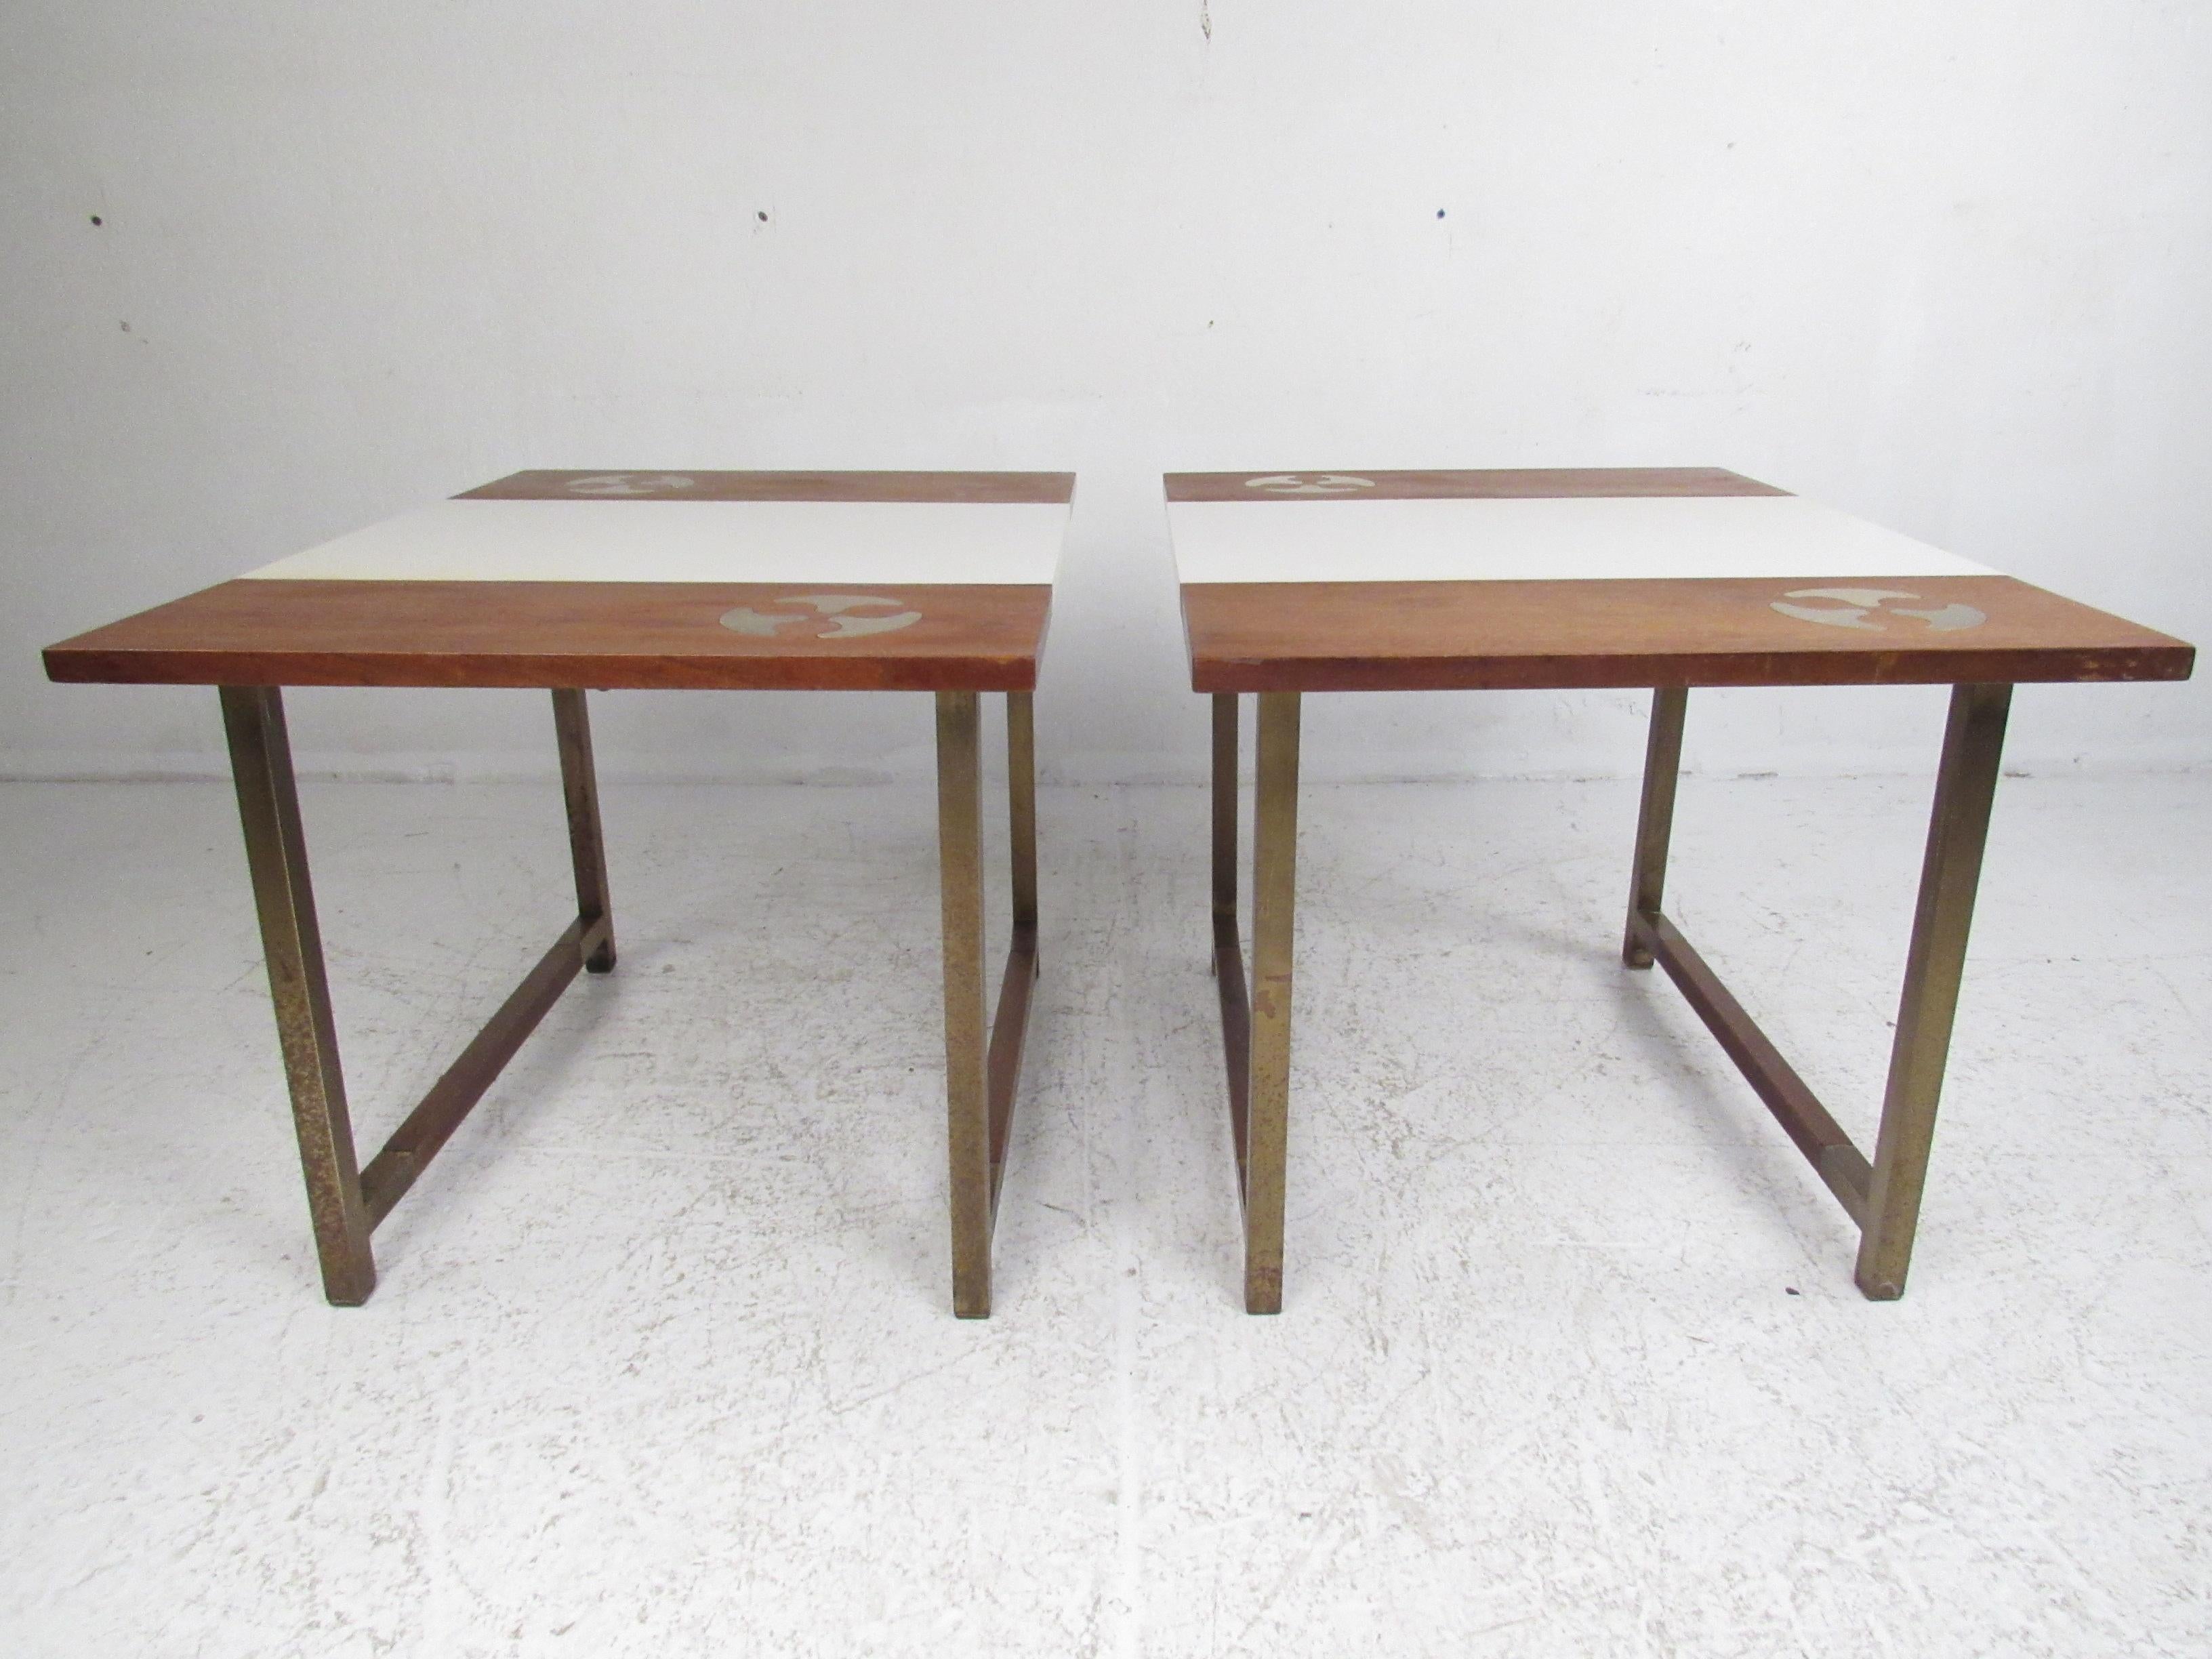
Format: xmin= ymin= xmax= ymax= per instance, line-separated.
xmin=244 ymin=499 xmax=1070 ymax=586
xmin=1168 ymin=495 xmax=1994 ymax=584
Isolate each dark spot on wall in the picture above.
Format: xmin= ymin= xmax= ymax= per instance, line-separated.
xmin=119 ymin=321 xmax=130 ymax=332
xmin=757 ymin=210 xmax=769 ymax=222
xmin=90 ymin=215 xmax=103 ymax=226
xmin=1436 ymin=209 xmax=1446 ymax=219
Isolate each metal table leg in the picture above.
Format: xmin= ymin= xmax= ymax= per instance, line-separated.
xmin=935 ymin=690 xmax=1042 ymax=1317
xmin=1621 ymin=682 xmax=2013 ymax=1297
xmin=220 ymin=685 xmax=617 ymax=1304
xmin=1208 ymin=690 xmax=1301 ymax=1314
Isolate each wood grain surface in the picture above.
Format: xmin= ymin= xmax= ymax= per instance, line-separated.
xmin=459 ymin=470 xmax=1076 ymax=504
xmin=1164 ymin=468 xmax=1787 ymax=502
xmin=45 ymin=581 xmax=1052 ymax=692
xmin=1181 ymin=575 xmax=2194 ymax=691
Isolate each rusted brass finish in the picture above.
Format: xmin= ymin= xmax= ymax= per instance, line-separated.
xmin=1008 ymin=690 xmax=1038 ymax=933
xmin=554 ymin=689 xmax=617 ymax=972
xmin=1856 ymin=682 xmax=2011 ymax=1298
xmin=935 ymin=691 xmax=1044 ymax=1317
xmin=1246 ymin=693 xmax=1301 ymax=1314
xmin=360 ymin=914 xmax=609 ymax=1225
xmin=1206 ymin=691 xmax=1301 ymax=1313
xmin=221 ymin=685 xmax=376 ymax=1305
xmin=1210 ymin=696 xmax=1252 ymax=1193
xmin=1623 ymin=681 xmax=2012 ymax=1298
xmin=987 ymin=692 xmax=1041 ymax=1218
xmin=936 ymin=691 xmax=991 ymax=1317
xmin=1211 ymin=693 xmax=1239 ymax=916
xmin=1622 ymin=686 xmax=1687 ymax=968
xmin=220 ymin=684 xmax=617 ymax=1305
xmin=1631 ymin=910 xmax=1871 ymax=1223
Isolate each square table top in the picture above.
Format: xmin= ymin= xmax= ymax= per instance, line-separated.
xmin=1166 ymin=468 xmax=2194 ymax=692
xmin=44 ymin=470 xmax=1075 ymax=693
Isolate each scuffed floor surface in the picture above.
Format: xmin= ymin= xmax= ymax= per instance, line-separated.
xmin=1 ymin=771 xmax=2207 ymax=1657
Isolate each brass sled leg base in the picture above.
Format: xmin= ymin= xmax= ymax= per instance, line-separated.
xmin=1622 ymin=682 xmax=2012 ymax=1299
xmin=1209 ymin=691 xmax=1301 ymax=1315
xmin=936 ymin=690 xmax=1043 ymax=1318
xmin=221 ymin=685 xmax=618 ymax=1305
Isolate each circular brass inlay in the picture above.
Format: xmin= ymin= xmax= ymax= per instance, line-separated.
xmin=1242 ymin=474 xmax=1376 ymax=495
xmin=720 ymin=594 xmax=924 ymax=640
xmin=1770 ymin=588 xmax=1986 ymax=633
xmin=565 ymin=472 xmax=697 ymax=497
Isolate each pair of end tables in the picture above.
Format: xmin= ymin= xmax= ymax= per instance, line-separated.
xmin=44 ymin=468 xmax=2192 ymax=1317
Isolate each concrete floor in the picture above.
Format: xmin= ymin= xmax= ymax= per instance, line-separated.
xmin=1 ymin=770 xmax=2207 ymax=1656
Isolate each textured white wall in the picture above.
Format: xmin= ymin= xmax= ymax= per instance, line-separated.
xmin=4 ymin=1 xmax=2207 ymax=785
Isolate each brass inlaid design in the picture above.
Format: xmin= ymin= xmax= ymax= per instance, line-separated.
xmin=1771 ymin=588 xmax=1987 ymax=633
xmin=718 ymin=594 xmax=924 ymax=639
xmin=563 ymin=472 xmax=697 ymax=496
xmin=1242 ymin=474 xmax=1376 ymax=496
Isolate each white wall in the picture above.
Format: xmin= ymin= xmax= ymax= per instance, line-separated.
xmin=5 ymin=1 xmax=2207 ymax=785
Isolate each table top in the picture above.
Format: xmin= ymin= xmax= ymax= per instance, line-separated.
xmin=1168 ymin=469 xmax=2194 ymax=691
xmin=44 ymin=471 xmax=1074 ymax=692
